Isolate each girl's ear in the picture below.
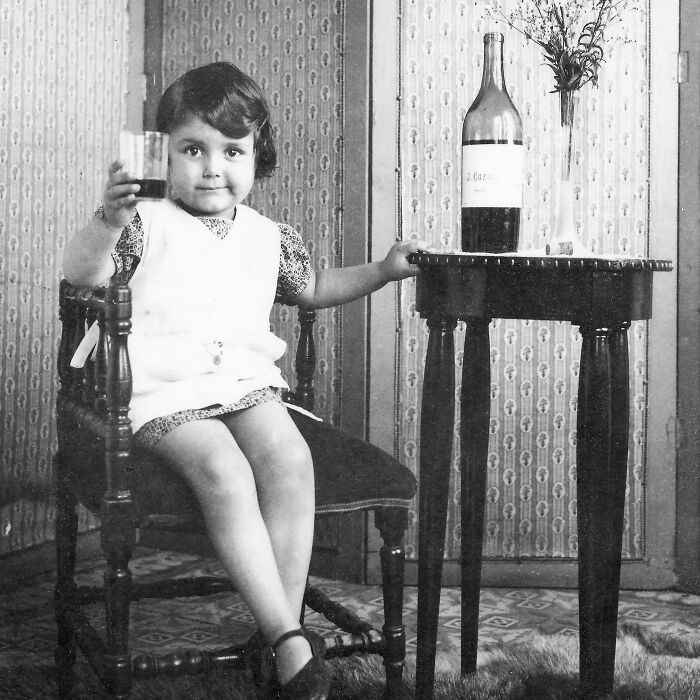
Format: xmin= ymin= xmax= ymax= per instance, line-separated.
xmin=253 ymin=120 xmax=276 ymax=179
xmin=252 ymin=120 xmax=267 ymax=153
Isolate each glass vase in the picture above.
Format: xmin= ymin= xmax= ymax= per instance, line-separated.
xmin=546 ymin=90 xmax=580 ymax=255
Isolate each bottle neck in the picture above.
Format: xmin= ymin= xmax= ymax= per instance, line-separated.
xmin=480 ymin=37 xmax=505 ymax=91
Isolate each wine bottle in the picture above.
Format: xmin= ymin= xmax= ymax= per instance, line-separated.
xmin=461 ymin=32 xmax=523 ymax=253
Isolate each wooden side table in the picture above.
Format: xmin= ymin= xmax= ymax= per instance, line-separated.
xmin=408 ymin=253 xmax=673 ymax=699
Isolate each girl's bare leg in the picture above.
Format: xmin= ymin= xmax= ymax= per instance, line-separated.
xmin=222 ymin=401 xmax=315 ymax=620
xmin=222 ymin=402 xmax=317 ymax=681
xmin=152 ymin=414 xmax=314 ymax=683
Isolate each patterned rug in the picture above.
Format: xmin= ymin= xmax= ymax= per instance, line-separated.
xmin=1 ymin=547 xmax=699 ymax=698
xmin=1 ymin=624 xmax=698 ymax=699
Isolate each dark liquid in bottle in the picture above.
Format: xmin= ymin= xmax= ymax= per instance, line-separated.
xmin=133 ymin=179 xmax=167 ymax=199
xmin=461 ymin=207 xmax=520 ymax=253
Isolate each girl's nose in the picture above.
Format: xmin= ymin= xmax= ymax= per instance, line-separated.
xmin=202 ymin=157 xmax=221 ymax=178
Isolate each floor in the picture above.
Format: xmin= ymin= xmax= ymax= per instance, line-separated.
xmin=1 ymin=547 xmax=699 ymax=668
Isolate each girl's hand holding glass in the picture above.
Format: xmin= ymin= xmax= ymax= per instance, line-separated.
xmin=102 ymin=160 xmax=141 ymax=229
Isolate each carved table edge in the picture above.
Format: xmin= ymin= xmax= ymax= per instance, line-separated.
xmin=408 ymin=252 xmax=673 ymax=272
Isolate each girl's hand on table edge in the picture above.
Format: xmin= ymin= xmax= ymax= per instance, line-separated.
xmin=380 ymin=238 xmax=437 ymax=280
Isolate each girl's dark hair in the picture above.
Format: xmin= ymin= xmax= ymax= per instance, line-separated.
xmin=156 ymin=62 xmax=276 ymax=179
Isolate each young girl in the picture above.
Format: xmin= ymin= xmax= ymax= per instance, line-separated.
xmin=63 ymin=61 xmax=430 ymax=700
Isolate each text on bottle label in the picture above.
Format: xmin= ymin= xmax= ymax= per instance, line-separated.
xmin=461 ymin=143 xmax=523 ymax=208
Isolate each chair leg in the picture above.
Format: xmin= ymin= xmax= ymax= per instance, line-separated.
xmin=375 ymin=507 xmax=408 ymax=700
xmin=54 ymin=462 xmax=78 ymax=699
xmin=101 ymin=499 xmax=136 ymax=698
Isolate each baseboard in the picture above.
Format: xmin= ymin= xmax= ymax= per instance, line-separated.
xmin=137 ymin=528 xmax=217 ymax=557
xmin=366 ymin=555 xmax=679 ymax=590
xmin=0 ymin=530 xmax=102 ymax=590
xmin=676 ymin=559 xmax=700 ymax=594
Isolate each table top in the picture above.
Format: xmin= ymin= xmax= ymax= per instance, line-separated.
xmin=408 ymin=252 xmax=673 ymax=272
xmin=408 ymin=253 xmax=673 ymax=324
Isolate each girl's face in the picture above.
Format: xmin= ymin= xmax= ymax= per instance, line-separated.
xmin=167 ymin=116 xmax=256 ymax=219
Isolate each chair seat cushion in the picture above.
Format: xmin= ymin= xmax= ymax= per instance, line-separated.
xmin=288 ymin=408 xmax=416 ymax=513
xmin=59 ymin=409 xmax=417 ymax=527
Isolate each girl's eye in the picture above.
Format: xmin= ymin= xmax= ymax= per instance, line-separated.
xmin=184 ymin=145 xmax=201 ymax=157
xmin=225 ymin=148 xmax=240 ymax=158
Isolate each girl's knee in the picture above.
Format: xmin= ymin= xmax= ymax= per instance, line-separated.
xmin=196 ymin=452 xmax=256 ymax=501
xmin=279 ymin=437 xmax=314 ymax=487
xmin=257 ymin=434 xmax=314 ymax=498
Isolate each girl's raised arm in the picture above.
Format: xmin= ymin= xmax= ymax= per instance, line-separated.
xmin=294 ymin=238 xmax=433 ymax=310
xmin=63 ymin=161 xmax=140 ymax=286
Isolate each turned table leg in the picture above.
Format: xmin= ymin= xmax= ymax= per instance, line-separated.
xmin=576 ymin=322 xmax=630 ymax=698
xmin=416 ymin=314 xmax=457 ymax=699
xmin=459 ymin=318 xmax=492 ymax=674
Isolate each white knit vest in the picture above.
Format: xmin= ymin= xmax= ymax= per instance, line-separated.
xmin=126 ymin=200 xmax=288 ymax=432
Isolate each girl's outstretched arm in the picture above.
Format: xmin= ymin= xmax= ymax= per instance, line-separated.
xmin=62 ymin=161 xmax=140 ymax=286
xmin=294 ymin=238 xmax=434 ymax=310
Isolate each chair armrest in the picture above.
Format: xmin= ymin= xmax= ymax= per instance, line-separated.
xmin=284 ymin=308 xmax=317 ymax=412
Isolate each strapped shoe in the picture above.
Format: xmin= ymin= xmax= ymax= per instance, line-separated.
xmin=301 ymin=625 xmax=327 ymax=659
xmin=271 ymin=628 xmax=330 ymax=700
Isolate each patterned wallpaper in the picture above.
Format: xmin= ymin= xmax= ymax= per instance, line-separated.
xmin=0 ymin=0 xmax=130 ymax=554
xmin=161 ymin=0 xmax=345 ymax=426
xmin=397 ymin=0 xmax=650 ymax=560
xmin=0 ymin=0 xmax=652 ymax=567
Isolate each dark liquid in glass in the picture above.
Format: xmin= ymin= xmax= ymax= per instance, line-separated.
xmin=461 ymin=206 xmax=520 ymax=253
xmin=134 ymin=179 xmax=167 ymax=199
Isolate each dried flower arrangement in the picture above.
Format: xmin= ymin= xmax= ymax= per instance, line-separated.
xmin=481 ymin=0 xmax=643 ymax=93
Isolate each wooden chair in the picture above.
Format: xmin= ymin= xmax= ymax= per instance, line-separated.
xmin=54 ymin=279 xmax=416 ymax=698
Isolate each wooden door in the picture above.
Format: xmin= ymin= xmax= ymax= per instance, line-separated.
xmin=365 ymin=0 xmax=680 ymax=589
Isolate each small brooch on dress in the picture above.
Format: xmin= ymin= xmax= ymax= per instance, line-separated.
xmin=206 ymin=341 xmax=224 ymax=366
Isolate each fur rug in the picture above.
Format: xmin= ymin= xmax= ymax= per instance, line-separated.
xmin=1 ymin=624 xmax=697 ymax=699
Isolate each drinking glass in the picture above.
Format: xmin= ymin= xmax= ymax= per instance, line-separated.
xmin=119 ymin=131 xmax=169 ymax=199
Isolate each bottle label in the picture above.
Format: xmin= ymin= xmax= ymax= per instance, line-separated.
xmin=461 ymin=143 xmax=523 ymax=208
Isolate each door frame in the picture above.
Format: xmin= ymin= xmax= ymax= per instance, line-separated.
xmin=676 ymin=0 xmax=700 ymax=593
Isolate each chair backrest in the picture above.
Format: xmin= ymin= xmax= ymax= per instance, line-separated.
xmin=57 ymin=281 xmax=134 ymax=504
xmin=56 ymin=279 xmax=317 ymax=504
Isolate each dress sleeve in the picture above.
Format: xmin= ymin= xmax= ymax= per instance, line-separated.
xmin=94 ymin=206 xmax=144 ymax=284
xmin=275 ymin=223 xmax=312 ymax=305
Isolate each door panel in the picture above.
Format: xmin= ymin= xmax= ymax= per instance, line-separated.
xmin=366 ymin=0 xmax=678 ymax=588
